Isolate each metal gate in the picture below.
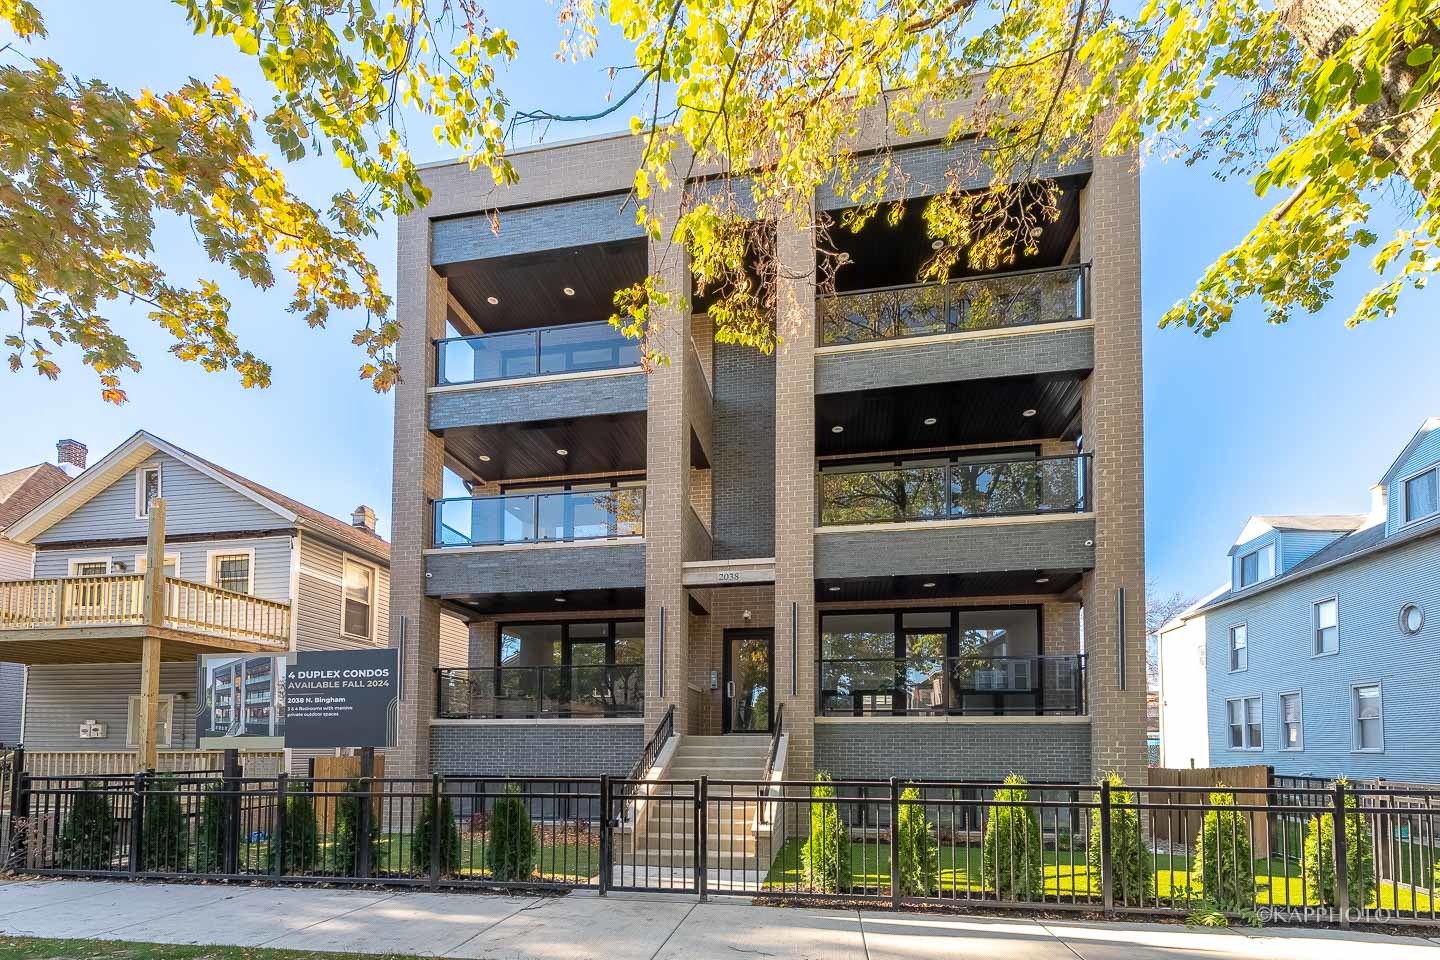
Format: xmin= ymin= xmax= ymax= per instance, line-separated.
xmin=607 ymin=778 xmax=701 ymax=894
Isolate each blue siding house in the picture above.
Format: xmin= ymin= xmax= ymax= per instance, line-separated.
xmin=1197 ymin=417 xmax=1440 ymax=783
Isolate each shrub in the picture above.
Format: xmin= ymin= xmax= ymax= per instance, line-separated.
xmin=1088 ymin=772 xmax=1153 ymax=902
xmin=894 ymin=785 xmax=938 ymax=896
xmin=193 ymin=783 xmax=226 ymax=873
xmin=1190 ymin=790 xmax=1255 ymax=912
xmin=58 ymin=782 xmax=117 ymax=870
xmin=801 ymin=772 xmax=851 ymax=893
xmin=332 ymin=780 xmax=379 ymax=877
xmin=487 ymin=784 xmax=536 ymax=882
xmin=981 ymin=774 xmax=1043 ymax=900
xmin=141 ymin=775 xmax=190 ymax=872
xmin=1302 ymin=780 xmax=1376 ymax=907
xmin=267 ymin=779 xmax=321 ymax=874
xmin=412 ymin=790 xmax=463 ymax=876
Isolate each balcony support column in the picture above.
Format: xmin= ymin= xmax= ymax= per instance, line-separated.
xmin=137 ymin=498 xmax=167 ymax=772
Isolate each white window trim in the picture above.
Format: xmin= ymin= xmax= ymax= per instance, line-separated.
xmin=1227 ymin=622 xmax=1249 ymax=673
xmin=340 ymin=556 xmax=377 ymax=642
xmin=1237 ymin=543 xmax=1276 ymax=588
xmin=135 ymin=464 xmax=163 ymax=520
xmin=206 ymin=547 xmax=256 ymax=594
xmin=1312 ymin=595 xmax=1340 ymax=658
xmin=133 ymin=553 xmax=181 ymax=579
xmin=67 ymin=556 xmax=115 ymax=577
xmin=1225 ymin=694 xmax=1263 ymax=751
xmin=1278 ymin=689 xmax=1304 ymax=752
xmin=1351 ymin=680 xmax=1386 ymax=754
xmin=1399 ymin=465 xmax=1440 ymax=527
xmin=125 ymin=694 xmax=176 ymax=748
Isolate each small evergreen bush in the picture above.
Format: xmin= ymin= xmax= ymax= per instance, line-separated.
xmin=981 ymin=774 xmax=1043 ymax=900
xmin=1190 ymin=790 xmax=1255 ymax=912
xmin=1302 ymin=780 xmax=1376 ymax=907
xmin=267 ymin=779 xmax=321 ymax=874
xmin=332 ymin=780 xmax=379 ymax=876
xmin=412 ymin=789 xmax=463 ymax=876
xmin=487 ymin=784 xmax=536 ymax=882
xmin=193 ymin=783 xmax=226 ymax=873
xmin=141 ymin=775 xmax=190 ymax=872
xmin=894 ymin=784 xmax=938 ymax=896
xmin=58 ymin=782 xmax=117 ymax=870
xmin=801 ymin=772 xmax=851 ymax=893
xmin=1088 ymin=772 xmax=1153 ymax=902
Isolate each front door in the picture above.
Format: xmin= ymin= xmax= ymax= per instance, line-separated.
xmin=723 ymin=629 xmax=773 ymax=734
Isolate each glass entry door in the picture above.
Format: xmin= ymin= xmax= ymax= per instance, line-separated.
xmin=724 ymin=629 xmax=773 ymax=734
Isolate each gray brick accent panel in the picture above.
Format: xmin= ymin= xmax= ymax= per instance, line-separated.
xmin=815 ymin=326 xmax=1095 ymax=395
xmin=712 ymin=343 xmax=776 ymax=559
xmin=432 ymin=193 xmax=645 ymax=265
xmin=815 ymin=517 xmax=1096 ymax=579
xmin=814 ymin=720 xmax=1092 ymax=782
xmin=430 ymin=372 xmax=646 ymax=430
xmin=430 ymin=722 xmax=644 ymax=776
xmin=425 ymin=542 xmax=645 ymax=597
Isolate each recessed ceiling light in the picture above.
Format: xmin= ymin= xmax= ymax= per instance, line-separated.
xmin=477 ymin=454 xmax=491 ymax=463
xmin=922 ymin=581 xmax=937 ymax=588
xmin=831 ymin=425 xmax=844 ymax=434
xmin=555 ymin=448 xmax=569 ymax=456
xmin=554 ymin=596 xmax=567 ymax=603
xmin=486 ymin=296 xmax=499 ymax=305
xmin=923 ymin=417 xmax=937 ymax=426
xmin=827 ymin=586 xmax=841 ymax=592
xmin=930 ymin=239 xmax=944 ymax=250
xmin=1035 ymin=577 xmax=1050 ymax=584
xmin=563 ymin=287 xmax=576 ymax=296
xmin=1022 ymin=408 xmax=1038 ymax=418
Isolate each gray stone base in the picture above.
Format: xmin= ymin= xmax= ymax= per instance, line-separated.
xmin=813 ymin=719 xmax=1092 ymax=783
xmin=429 ymin=720 xmax=644 ymax=777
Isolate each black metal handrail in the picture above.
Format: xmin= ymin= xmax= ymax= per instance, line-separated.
xmin=626 ymin=703 xmax=675 ymax=785
xmin=817 ymin=653 xmax=1087 ymax=717
xmin=758 ymin=703 xmax=785 ymax=825
xmin=435 ymin=664 xmax=644 ymax=719
xmin=818 ymin=262 xmax=1090 ymax=346
xmin=818 ymin=452 xmax=1090 ymax=526
xmin=432 ymin=487 xmax=646 ymax=547
xmin=435 ymin=320 xmax=641 ymax=386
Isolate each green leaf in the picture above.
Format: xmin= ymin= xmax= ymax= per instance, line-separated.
xmin=1407 ymin=44 xmax=1433 ymax=66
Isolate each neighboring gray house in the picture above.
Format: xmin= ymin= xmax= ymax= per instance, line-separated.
xmin=1184 ymin=417 xmax=1440 ymax=783
xmin=0 ymin=430 xmax=416 ymax=772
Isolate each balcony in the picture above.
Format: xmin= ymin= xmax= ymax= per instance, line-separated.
xmin=433 ymin=487 xmax=645 ymax=547
xmin=436 ymin=320 xmax=641 ymax=387
xmin=0 ymin=574 xmax=290 ymax=663
xmin=818 ymin=654 xmax=1086 ymax=717
xmin=818 ymin=453 xmax=1090 ymax=526
xmin=436 ymin=664 xmax=644 ymax=719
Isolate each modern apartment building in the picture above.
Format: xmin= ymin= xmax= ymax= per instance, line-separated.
xmin=389 ymin=109 xmax=1147 ymax=786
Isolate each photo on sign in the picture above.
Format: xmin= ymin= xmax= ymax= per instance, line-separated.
xmin=196 ymin=653 xmax=290 ymax=749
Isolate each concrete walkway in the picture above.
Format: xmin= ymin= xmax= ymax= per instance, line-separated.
xmin=3 ymin=879 xmax=1440 ymax=959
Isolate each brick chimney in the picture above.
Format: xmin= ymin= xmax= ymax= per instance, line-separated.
xmin=56 ymin=439 xmax=87 ymax=476
xmin=351 ymin=505 xmax=378 ymax=534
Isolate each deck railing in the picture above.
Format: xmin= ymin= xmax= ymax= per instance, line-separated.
xmin=436 ymin=320 xmax=642 ymax=386
xmin=436 ymin=664 xmax=645 ymax=719
xmin=0 ymin=575 xmax=289 ymax=647
xmin=817 ymin=653 xmax=1087 ymax=716
xmin=433 ymin=486 xmax=646 ymax=547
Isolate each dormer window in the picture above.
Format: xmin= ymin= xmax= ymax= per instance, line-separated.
xmin=1238 ymin=543 xmax=1275 ymax=588
xmin=136 ymin=465 xmax=162 ymax=519
xmin=1403 ymin=467 xmax=1438 ymax=525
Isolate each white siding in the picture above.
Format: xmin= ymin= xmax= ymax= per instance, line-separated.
xmin=0 ymin=539 xmax=33 ymax=580
xmin=23 ymin=663 xmax=199 ymax=751
xmin=294 ymin=534 xmax=390 ymax=651
xmin=33 ymin=535 xmax=294 ymax=602
xmin=1158 ymin=615 xmax=1209 ymax=769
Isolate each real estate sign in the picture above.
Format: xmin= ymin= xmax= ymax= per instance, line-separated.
xmin=283 ymin=648 xmax=399 ymax=748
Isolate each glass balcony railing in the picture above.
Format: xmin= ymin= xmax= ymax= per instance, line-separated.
xmin=819 ymin=263 xmax=1090 ymax=346
xmin=436 ymin=320 xmax=642 ymax=386
xmin=818 ymin=654 xmax=1086 ymax=716
xmin=437 ymin=664 xmax=644 ymax=719
xmin=818 ymin=453 xmax=1090 ymax=525
xmin=432 ymin=487 xmax=646 ymax=547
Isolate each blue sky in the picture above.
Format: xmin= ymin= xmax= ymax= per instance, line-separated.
xmin=3 ymin=4 xmax=1439 ymax=603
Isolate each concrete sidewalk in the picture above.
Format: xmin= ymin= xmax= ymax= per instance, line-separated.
xmin=2 ymin=879 xmax=1440 ymax=960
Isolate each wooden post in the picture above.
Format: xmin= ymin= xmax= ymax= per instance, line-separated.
xmin=137 ymin=499 xmax=167 ymax=772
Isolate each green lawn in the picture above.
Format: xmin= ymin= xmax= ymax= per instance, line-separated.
xmin=763 ymin=839 xmax=1435 ymax=911
xmin=0 ymin=936 xmax=422 ymax=960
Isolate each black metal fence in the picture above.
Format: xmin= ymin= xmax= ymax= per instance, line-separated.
xmin=9 ymin=771 xmax=1440 ymax=928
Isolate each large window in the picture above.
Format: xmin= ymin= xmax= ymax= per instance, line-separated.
xmin=1238 ymin=543 xmax=1275 ymax=588
xmin=1228 ymin=624 xmax=1248 ymax=672
xmin=1313 ymin=598 xmax=1339 ymax=655
xmin=818 ymin=607 xmax=1081 ymax=716
xmin=342 ymin=559 xmax=374 ymax=640
xmin=1279 ymin=692 xmax=1303 ymax=751
xmin=1353 ymin=683 xmax=1384 ymax=752
xmin=1227 ymin=696 xmax=1262 ymax=750
xmin=495 ymin=619 xmax=644 ymax=717
xmin=1404 ymin=467 xmax=1439 ymax=524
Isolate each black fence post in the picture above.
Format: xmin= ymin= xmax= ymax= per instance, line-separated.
xmin=597 ymin=774 xmax=611 ymax=897
xmin=273 ymin=772 xmax=288 ymax=880
xmin=889 ymin=778 xmax=902 ymax=909
xmin=696 ymin=777 xmax=708 ymax=902
xmin=429 ymin=773 xmax=442 ymax=889
xmin=356 ymin=747 xmax=374 ymax=879
xmin=1333 ymin=781 xmax=1351 ymax=928
xmin=222 ymin=749 xmax=241 ymax=875
xmin=129 ymin=772 xmax=147 ymax=876
xmin=1099 ymin=778 xmax=1114 ymax=916
xmin=7 ymin=772 xmax=29 ymax=872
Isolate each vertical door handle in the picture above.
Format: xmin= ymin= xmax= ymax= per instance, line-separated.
xmin=726 ymin=681 xmax=735 ymax=698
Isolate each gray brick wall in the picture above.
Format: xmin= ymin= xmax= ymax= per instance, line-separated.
xmin=815 ymin=517 xmax=1096 ymax=579
xmin=816 ymin=325 xmax=1094 ymax=395
xmin=425 ymin=541 xmax=645 ymax=596
xmin=430 ymin=372 xmax=646 ymax=430
xmin=814 ymin=720 xmax=1092 ymax=782
xmin=432 ymin=192 xmax=645 ymax=265
xmin=430 ymin=722 xmax=644 ymax=776
xmin=712 ymin=343 xmax=776 ymax=559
